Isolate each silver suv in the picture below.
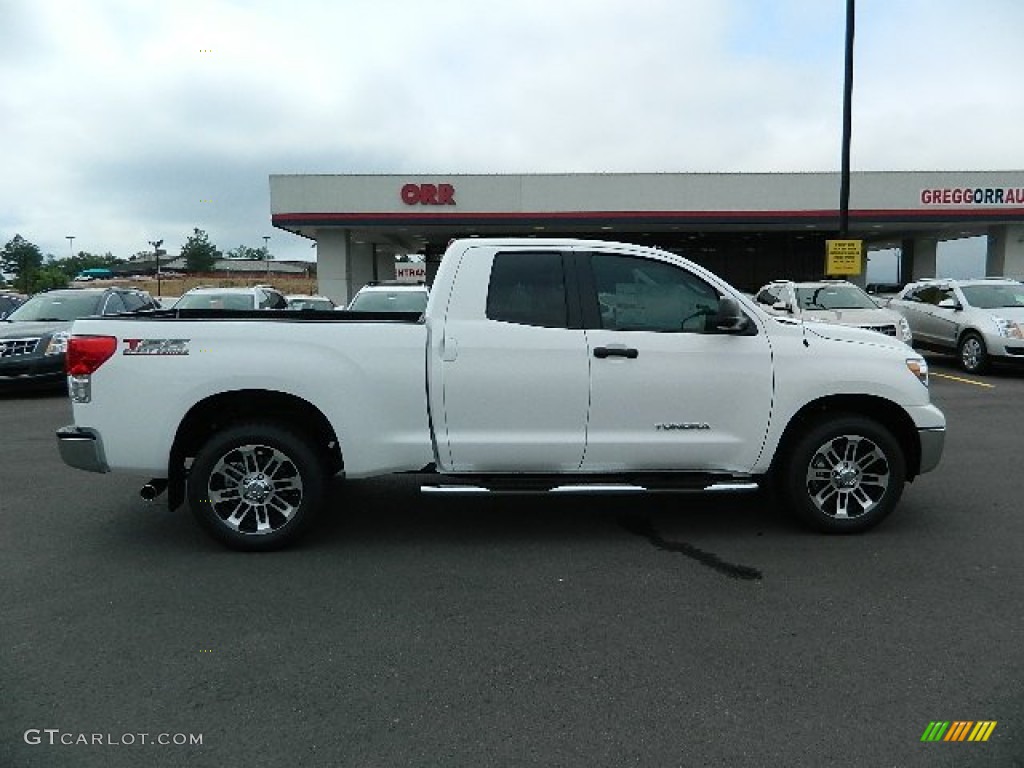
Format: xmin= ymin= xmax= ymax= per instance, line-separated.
xmin=754 ymin=280 xmax=912 ymax=343
xmin=172 ymin=285 xmax=287 ymax=311
xmin=888 ymin=278 xmax=1024 ymax=373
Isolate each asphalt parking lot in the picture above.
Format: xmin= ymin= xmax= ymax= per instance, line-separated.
xmin=2 ymin=357 xmax=1023 ymax=768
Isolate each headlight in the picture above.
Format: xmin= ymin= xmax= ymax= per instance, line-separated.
xmin=906 ymin=357 xmax=929 ymax=387
xmin=45 ymin=331 xmax=70 ymax=356
xmin=991 ymin=316 xmax=1023 ymax=339
xmin=897 ymin=316 xmax=913 ymax=343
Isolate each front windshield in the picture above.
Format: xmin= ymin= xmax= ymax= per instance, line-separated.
xmin=7 ymin=292 xmax=103 ymax=322
xmin=348 ymin=291 xmax=428 ymax=312
xmin=795 ymin=285 xmax=878 ymax=311
xmin=174 ymin=293 xmax=255 ymax=310
xmin=960 ymin=283 xmax=1024 ymax=309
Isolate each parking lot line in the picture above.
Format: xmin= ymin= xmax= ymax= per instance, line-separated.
xmin=931 ymin=372 xmax=995 ymax=388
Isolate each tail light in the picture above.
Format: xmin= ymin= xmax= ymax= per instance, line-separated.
xmin=66 ymin=335 xmax=117 ymax=376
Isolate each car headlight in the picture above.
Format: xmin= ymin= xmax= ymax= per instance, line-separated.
xmin=897 ymin=316 xmax=913 ymax=343
xmin=45 ymin=331 xmax=70 ymax=356
xmin=906 ymin=357 xmax=929 ymax=387
xmin=991 ymin=316 xmax=1023 ymax=338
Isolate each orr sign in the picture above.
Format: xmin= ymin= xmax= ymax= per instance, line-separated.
xmin=401 ymin=182 xmax=456 ymax=206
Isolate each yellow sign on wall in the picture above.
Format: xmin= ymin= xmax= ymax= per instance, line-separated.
xmin=825 ymin=239 xmax=863 ymax=275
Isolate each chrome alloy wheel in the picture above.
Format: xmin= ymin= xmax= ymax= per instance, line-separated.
xmin=207 ymin=443 xmax=304 ymax=535
xmin=960 ymin=336 xmax=983 ymax=371
xmin=805 ymin=434 xmax=890 ymax=520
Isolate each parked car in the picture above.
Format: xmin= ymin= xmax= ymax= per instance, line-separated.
xmin=346 ymin=281 xmax=429 ymax=313
xmin=286 ymin=294 xmax=336 ymax=311
xmin=0 ymin=287 xmax=159 ymax=389
xmin=0 ymin=292 xmax=26 ymax=320
xmin=754 ymin=280 xmax=912 ymax=343
xmin=887 ymin=278 xmax=1024 ymax=373
xmin=172 ymin=285 xmax=287 ymax=310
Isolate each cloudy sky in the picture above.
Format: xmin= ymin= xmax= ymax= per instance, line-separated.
xmin=2 ymin=0 xmax=1022 ymax=271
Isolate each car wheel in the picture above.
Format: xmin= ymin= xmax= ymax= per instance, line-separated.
xmin=957 ymin=332 xmax=989 ymax=374
xmin=783 ymin=415 xmax=906 ymax=534
xmin=187 ymin=422 xmax=325 ymax=551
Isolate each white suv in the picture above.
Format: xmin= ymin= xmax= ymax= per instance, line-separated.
xmin=888 ymin=278 xmax=1024 ymax=373
xmin=754 ymin=280 xmax=912 ymax=343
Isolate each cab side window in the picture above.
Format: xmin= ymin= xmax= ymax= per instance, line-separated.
xmin=590 ymin=253 xmax=721 ymax=333
xmin=486 ymin=252 xmax=568 ymax=329
xmin=102 ymin=293 xmax=127 ymax=315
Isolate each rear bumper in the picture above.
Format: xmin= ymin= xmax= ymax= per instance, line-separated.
xmin=56 ymin=426 xmax=110 ymax=473
xmin=917 ymin=428 xmax=945 ymax=475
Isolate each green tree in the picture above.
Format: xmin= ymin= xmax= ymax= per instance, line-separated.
xmin=30 ymin=266 xmax=69 ymax=292
xmin=180 ymin=228 xmax=221 ymax=273
xmin=226 ymin=244 xmax=269 ymax=261
xmin=50 ymin=251 xmax=124 ymax=281
xmin=1 ymin=234 xmax=44 ymax=292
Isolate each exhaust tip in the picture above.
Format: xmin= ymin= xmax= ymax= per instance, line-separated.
xmin=140 ymin=479 xmax=168 ymax=501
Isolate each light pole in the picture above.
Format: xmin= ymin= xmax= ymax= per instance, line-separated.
xmin=148 ymin=239 xmax=164 ymax=297
xmin=838 ymin=0 xmax=855 ymax=238
xmin=66 ymin=236 xmax=75 ymax=258
xmin=263 ymin=236 xmax=271 ymax=279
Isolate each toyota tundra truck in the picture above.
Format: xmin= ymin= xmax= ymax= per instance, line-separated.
xmin=56 ymin=238 xmax=945 ymax=550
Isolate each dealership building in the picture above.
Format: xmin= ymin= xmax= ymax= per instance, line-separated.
xmin=269 ymin=171 xmax=1024 ymax=304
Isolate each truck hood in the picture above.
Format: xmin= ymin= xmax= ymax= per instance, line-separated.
xmin=802 ymin=320 xmax=912 ymax=352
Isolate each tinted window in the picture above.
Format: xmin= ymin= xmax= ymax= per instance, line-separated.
xmin=755 ymin=288 xmax=781 ymax=305
xmin=590 ymin=254 xmax=721 ymax=333
xmin=102 ymin=293 xmax=128 ymax=314
xmin=259 ymin=290 xmax=287 ymax=309
xmin=794 ymin=285 xmax=877 ymax=310
xmin=175 ymin=293 xmax=255 ymax=310
xmin=485 ymin=252 xmax=567 ymax=328
xmin=120 ymin=292 xmax=146 ymax=311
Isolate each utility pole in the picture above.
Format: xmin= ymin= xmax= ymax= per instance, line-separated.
xmin=149 ymin=239 xmax=164 ymax=297
xmin=839 ymin=0 xmax=855 ymax=238
xmin=66 ymin=236 xmax=75 ymax=258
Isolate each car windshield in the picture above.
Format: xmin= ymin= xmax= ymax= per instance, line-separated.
xmin=795 ymin=285 xmax=877 ymax=310
xmin=348 ymin=290 xmax=428 ymax=312
xmin=6 ymin=293 xmax=104 ymax=321
xmin=174 ymin=293 xmax=255 ymax=310
xmin=959 ymin=283 xmax=1024 ymax=309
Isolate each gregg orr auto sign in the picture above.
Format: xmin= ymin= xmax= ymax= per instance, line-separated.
xmin=401 ymin=182 xmax=456 ymax=206
xmin=921 ymin=186 xmax=1024 ymax=205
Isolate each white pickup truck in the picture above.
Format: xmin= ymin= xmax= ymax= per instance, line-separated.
xmin=57 ymin=238 xmax=945 ymax=550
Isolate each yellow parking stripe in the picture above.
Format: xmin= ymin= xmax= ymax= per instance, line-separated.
xmin=931 ymin=372 xmax=995 ymax=388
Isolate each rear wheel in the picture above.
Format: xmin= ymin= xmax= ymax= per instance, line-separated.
xmin=187 ymin=422 xmax=325 ymax=551
xmin=957 ymin=332 xmax=989 ymax=374
xmin=783 ymin=415 xmax=906 ymax=533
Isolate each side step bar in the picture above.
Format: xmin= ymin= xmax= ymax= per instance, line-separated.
xmin=421 ymin=481 xmax=759 ymax=495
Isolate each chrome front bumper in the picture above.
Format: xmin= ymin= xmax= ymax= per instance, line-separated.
xmin=56 ymin=426 xmax=110 ymax=474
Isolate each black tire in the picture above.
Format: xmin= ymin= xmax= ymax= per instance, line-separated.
xmin=957 ymin=331 xmax=989 ymax=374
xmin=187 ymin=422 xmax=326 ymax=551
xmin=782 ymin=415 xmax=906 ymax=534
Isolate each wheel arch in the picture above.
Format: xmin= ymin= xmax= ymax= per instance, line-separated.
xmin=771 ymin=394 xmax=922 ymax=480
xmin=167 ymin=389 xmax=342 ymax=511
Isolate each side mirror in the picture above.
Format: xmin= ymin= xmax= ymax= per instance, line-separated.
xmin=937 ymin=298 xmax=960 ymax=310
xmin=714 ymin=297 xmax=750 ymax=333
xmin=771 ymin=301 xmax=792 ymax=314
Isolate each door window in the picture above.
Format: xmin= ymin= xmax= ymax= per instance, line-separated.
xmin=486 ymin=252 xmax=568 ymax=329
xmin=590 ymin=253 xmax=721 ymax=333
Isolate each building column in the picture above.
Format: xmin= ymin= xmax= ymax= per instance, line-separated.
xmin=903 ymin=237 xmax=937 ymax=281
xmin=985 ymin=224 xmax=1024 ymax=278
xmin=314 ymin=230 xmax=377 ymax=305
xmin=374 ymin=247 xmax=395 ymax=281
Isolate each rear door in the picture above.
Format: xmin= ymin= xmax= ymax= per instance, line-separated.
xmin=577 ymin=249 xmax=773 ymax=473
xmin=434 ymin=246 xmax=590 ymax=472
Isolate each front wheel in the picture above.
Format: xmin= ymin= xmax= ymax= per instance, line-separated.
xmin=187 ymin=422 xmax=326 ymax=551
xmin=782 ymin=415 xmax=906 ymax=534
xmin=958 ymin=332 xmax=989 ymax=374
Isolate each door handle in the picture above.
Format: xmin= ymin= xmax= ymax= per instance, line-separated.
xmin=593 ymin=346 xmax=638 ymax=359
